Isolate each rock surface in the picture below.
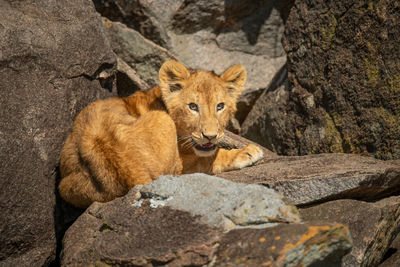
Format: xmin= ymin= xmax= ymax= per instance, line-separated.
xmin=94 ymin=0 xmax=290 ymax=91
xmin=102 ymin=17 xmax=177 ymax=88
xmin=61 ymin=174 xmax=352 ymax=266
xmin=218 ymin=153 xmax=400 ymax=205
xmin=300 ymin=197 xmax=400 ymax=267
xmin=277 ymin=0 xmax=400 ymax=159
xmin=216 ymin=223 xmax=352 ymax=267
xmin=0 ymin=0 xmax=116 ymax=265
xmin=379 ymin=232 xmax=400 ymax=267
xmin=140 ymin=174 xmax=300 ymax=230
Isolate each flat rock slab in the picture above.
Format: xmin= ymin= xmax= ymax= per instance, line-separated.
xmin=218 ymin=153 xmax=400 ymax=205
xmin=62 ymin=175 xmax=352 ymax=266
xmin=139 ymin=174 xmax=300 ymax=230
xmin=300 ymin=197 xmax=400 ymax=267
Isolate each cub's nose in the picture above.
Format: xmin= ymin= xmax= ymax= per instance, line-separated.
xmin=202 ymin=132 xmax=217 ymax=141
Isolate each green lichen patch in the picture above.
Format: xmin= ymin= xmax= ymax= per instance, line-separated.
xmin=320 ymin=12 xmax=337 ymax=50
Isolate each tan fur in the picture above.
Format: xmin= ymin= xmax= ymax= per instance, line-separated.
xmin=59 ymin=61 xmax=263 ymax=208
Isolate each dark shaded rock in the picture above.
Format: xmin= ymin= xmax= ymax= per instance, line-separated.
xmin=300 ymin=197 xmax=400 ymax=267
xmin=218 ymin=153 xmax=400 ymax=205
xmin=0 ymin=0 xmax=116 ymax=265
xmin=61 ymin=192 xmax=219 ymax=266
xmin=94 ymin=0 xmax=290 ymax=91
xmin=102 ymin=17 xmax=177 ymax=87
xmin=115 ymin=56 xmax=150 ymax=97
xmin=240 ymin=64 xmax=295 ymax=153
xmin=279 ymin=0 xmax=400 ymax=159
xmin=216 ymin=223 xmax=352 ymax=267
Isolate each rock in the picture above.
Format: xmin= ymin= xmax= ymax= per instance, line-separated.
xmin=102 ymin=17 xmax=178 ymax=87
xmin=116 ymin=56 xmax=150 ymax=97
xmin=94 ymin=0 xmax=290 ymax=91
xmin=0 ymin=0 xmax=116 ymax=265
xmin=279 ymin=0 xmax=400 ymax=159
xmin=240 ymin=64 xmax=295 ymax=153
xmin=218 ymin=153 xmax=400 ymax=205
xmin=300 ymin=197 xmax=400 ymax=267
xmin=140 ymin=174 xmax=300 ymax=231
xmin=62 ymin=175 xmax=354 ymax=266
xmin=379 ymin=232 xmax=400 ymax=267
xmin=61 ymin=195 xmax=220 ymax=266
xmin=215 ymin=223 xmax=352 ymax=267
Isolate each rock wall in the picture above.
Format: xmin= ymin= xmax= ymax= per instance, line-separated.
xmin=0 ymin=0 xmax=116 ymax=265
xmin=278 ymin=0 xmax=399 ymax=159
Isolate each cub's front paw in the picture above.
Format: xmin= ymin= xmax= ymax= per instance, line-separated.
xmin=233 ymin=144 xmax=264 ymax=170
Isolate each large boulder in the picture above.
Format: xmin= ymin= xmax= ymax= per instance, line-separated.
xmin=94 ymin=0 xmax=290 ymax=91
xmin=0 ymin=0 xmax=116 ymax=265
xmin=246 ymin=0 xmax=400 ymax=159
xmin=61 ymin=174 xmax=352 ymax=266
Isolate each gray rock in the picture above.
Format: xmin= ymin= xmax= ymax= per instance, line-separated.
xmin=0 ymin=0 xmax=116 ymax=265
xmin=102 ymin=17 xmax=177 ymax=87
xmin=139 ymin=174 xmax=300 ymax=231
xmin=300 ymin=197 xmax=400 ymax=267
xmin=218 ymin=153 xmax=400 ymax=205
xmin=94 ymin=0 xmax=290 ymax=91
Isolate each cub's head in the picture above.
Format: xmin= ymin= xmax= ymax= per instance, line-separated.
xmin=159 ymin=60 xmax=246 ymax=157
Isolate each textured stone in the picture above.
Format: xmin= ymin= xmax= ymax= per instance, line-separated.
xmin=300 ymin=197 xmax=400 ymax=267
xmin=139 ymin=174 xmax=300 ymax=231
xmin=115 ymin=56 xmax=150 ymax=97
xmin=215 ymin=223 xmax=352 ymax=267
xmin=102 ymin=17 xmax=177 ymax=87
xmin=0 ymin=0 xmax=116 ymax=265
xmin=379 ymin=232 xmax=400 ymax=267
xmin=279 ymin=0 xmax=400 ymax=159
xmin=62 ymin=177 xmax=354 ymax=267
xmin=218 ymin=153 xmax=400 ymax=205
xmin=61 ymin=194 xmax=219 ymax=267
xmin=94 ymin=0 xmax=291 ymax=91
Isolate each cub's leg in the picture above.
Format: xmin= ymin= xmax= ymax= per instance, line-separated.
xmin=211 ymin=144 xmax=264 ymax=174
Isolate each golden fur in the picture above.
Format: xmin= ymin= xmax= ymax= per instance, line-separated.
xmin=59 ymin=61 xmax=263 ymax=208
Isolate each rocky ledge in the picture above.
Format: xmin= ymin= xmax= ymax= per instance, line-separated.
xmin=62 ymin=134 xmax=400 ymax=266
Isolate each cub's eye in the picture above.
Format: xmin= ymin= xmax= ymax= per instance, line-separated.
xmin=188 ymin=103 xmax=199 ymax=112
xmin=216 ymin=102 xmax=225 ymax=111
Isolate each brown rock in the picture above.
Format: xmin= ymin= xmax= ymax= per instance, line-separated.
xmin=300 ymin=197 xmax=400 ymax=267
xmin=61 ymin=196 xmax=219 ymax=266
xmin=218 ymin=153 xmax=400 ymax=205
xmin=0 ymin=0 xmax=116 ymax=265
xmin=379 ymin=232 xmax=400 ymax=267
xmin=215 ymin=223 xmax=352 ymax=267
xmin=280 ymin=0 xmax=400 ymax=159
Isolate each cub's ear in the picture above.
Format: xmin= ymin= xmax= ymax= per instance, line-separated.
xmin=159 ymin=60 xmax=190 ymax=96
xmin=220 ymin=64 xmax=246 ymax=98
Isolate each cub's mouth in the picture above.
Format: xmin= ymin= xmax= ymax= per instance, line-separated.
xmin=194 ymin=142 xmax=217 ymax=152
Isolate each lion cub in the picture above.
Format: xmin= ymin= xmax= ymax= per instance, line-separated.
xmin=59 ymin=61 xmax=263 ymax=208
